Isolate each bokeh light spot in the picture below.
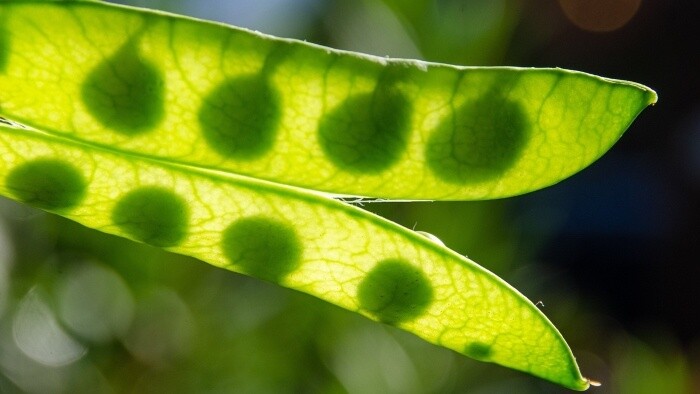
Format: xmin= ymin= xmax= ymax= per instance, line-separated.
xmin=558 ymin=0 xmax=641 ymax=32
xmin=123 ymin=288 xmax=193 ymax=367
xmin=12 ymin=288 xmax=87 ymax=367
xmin=57 ymin=262 xmax=135 ymax=343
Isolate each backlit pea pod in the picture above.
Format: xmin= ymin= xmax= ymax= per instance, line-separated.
xmin=0 ymin=123 xmax=591 ymax=390
xmin=0 ymin=1 xmax=657 ymax=389
xmin=0 ymin=1 xmax=656 ymax=200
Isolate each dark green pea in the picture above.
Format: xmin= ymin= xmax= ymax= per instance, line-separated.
xmin=5 ymin=158 xmax=86 ymax=211
xmin=357 ymin=259 xmax=433 ymax=325
xmin=82 ymin=41 xmax=164 ymax=135
xmin=222 ymin=216 xmax=301 ymax=282
xmin=112 ymin=186 xmax=188 ymax=247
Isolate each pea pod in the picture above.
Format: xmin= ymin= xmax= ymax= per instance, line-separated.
xmin=0 ymin=122 xmax=593 ymax=390
xmin=0 ymin=1 xmax=655 ymax=200
xmin=0 ymin=1 xmax=656 ymax=390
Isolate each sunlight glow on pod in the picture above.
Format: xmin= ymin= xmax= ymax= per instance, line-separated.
xmin=0 ymin=0 xmax=657 ymax=390
xmin=0 ymin=123 xmax=593 ymax=390
xmin=0 ymin=1 xmax=656 ymax=201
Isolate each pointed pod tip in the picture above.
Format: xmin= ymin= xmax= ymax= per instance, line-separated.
xmin=562 ymin=375 xmax=597 ymax=391
xmin=642 ymin=86 xmax=658 ymax=106
xmin=582 ymin=377 xmax=602 ymax=390
xmin=602 ymin=75 xmax=657 ymax=107
xmin=622 ymin=79 xmax=657 ymax=107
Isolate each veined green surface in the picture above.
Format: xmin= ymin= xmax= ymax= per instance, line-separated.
xmin=0 ymin=0 xmax=657 ymax=390
xmin=0 ymin=123 xmax=590 ymax=390
xmin=0 ymin=1 xmax=656 ymax=200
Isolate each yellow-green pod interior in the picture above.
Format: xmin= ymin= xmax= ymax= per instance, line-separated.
xmin=0 ymin=123 xmax=591 ymax=390
xmin=0 ymin=1 xmax=656 ymax=200
xmin=0 ymin=1 xmax=658 ymax=390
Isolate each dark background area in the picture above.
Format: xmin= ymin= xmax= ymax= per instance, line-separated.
xmin=1 ymin=1 xmax=698 ymax=393
xmin=514 ymin=0 xmax=699 ymax=346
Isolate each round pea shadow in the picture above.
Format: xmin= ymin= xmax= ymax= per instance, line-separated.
xmin=318 ymin=87 xmax=412 ymax=173
xmin=357 ymin=259 xmax=433 ymax=325
xmin=426 ymin=94 xmax=529 ymax=184
xmin=221 ymin=216 xmax=301 ymax=282
xmin=5 ymin=158 xmax=86 ymax=211
xmin=465 ymin=341 xmax=492 ymax=360
xmin=111 ymin=186 xmax=188 ymax=247
xmin=0 ymin=30 xmax=8 ymax=72
xmin=199 ymin=74 xmax=281 ymax=160
xmin=81 ymin=42 xmax=165 ymax=135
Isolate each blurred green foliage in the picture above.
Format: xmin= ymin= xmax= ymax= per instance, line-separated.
xmin=0 ymin=1 xmax=695 ymax=393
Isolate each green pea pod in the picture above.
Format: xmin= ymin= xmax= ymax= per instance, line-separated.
xmin=0 ymin=122 xmax=593 ymax=390
xmin=0 ymin=1 xmax=655 ymax=200
xmin=0 ymin=1 xmax=656 ymax=390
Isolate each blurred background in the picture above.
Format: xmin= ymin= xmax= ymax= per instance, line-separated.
xmin=1 ymin=0 xmax=698 ymax=392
